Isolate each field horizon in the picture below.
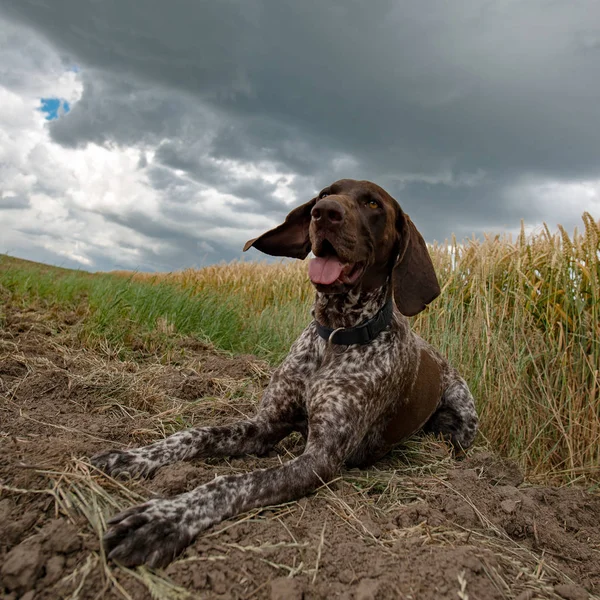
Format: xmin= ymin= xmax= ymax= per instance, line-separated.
xmin=2 ymin=215 xmax=600 ymax=598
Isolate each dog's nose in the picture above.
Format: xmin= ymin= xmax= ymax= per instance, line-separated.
xmin=311 ymin=198 xmax=345 ymax=226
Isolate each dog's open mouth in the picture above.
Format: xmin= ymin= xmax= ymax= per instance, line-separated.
xmin=308 ymin=241 xmax=365 ymax=286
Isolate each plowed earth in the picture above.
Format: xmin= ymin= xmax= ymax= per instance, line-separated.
xmin=1 ymin=300 xmax=599 ymax=600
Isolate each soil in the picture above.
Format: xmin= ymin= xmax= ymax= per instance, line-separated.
xmin=1 ymin=300 xmax=599 ymax=600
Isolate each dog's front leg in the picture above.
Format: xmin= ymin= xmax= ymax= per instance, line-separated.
xmin=102 ymin=448 xmax=339 ymax=567
xmin=101 ymin=403 xmax=361 ymax=567
xmin=91 ymin=327 xmax=320 ymax=479
xmin=90 ymin=414 xmax=293 ymax=478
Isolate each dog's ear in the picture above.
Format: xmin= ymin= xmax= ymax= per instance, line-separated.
xmin=393 ymin=211 xmax=441 ymax=316
xmin=243 ymin=197 xmax=317 ymax=259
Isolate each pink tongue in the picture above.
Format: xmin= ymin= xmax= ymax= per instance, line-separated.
xmin=308 ymin=256 xmax=345 ymax=285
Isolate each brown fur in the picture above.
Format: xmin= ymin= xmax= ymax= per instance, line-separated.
xmin=91 ymin=179 xmax=478 ymax=568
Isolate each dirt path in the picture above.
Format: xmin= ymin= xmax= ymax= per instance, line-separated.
xmin=1 ymin=302 xmax=599 ymax=599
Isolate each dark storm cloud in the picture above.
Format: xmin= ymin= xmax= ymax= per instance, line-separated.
xmin=98 ymin=212 xmax=243 ymax=271
xmin=47 ymin=71 xmax=201 ymax=148
xmin=152 ymin=142 xmax=289 ymax=214
xmin=2 ymin=0 xmax=600 ymax=261
xmin=99 ymin=206 xmax=247 ymax=243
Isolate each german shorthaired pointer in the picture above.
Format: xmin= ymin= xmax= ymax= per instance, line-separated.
xmin=91 ymin=179 xmax=478 ymax=567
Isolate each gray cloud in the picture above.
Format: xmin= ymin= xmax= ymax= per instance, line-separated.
xmin=0 ymin=195 xmax=30 ymax=210
xmin=1 ymin=0 xmax=600 ymax=270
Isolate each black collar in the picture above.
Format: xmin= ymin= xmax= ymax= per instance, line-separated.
xmin=314 ymin=297 xmax=394 ymax=345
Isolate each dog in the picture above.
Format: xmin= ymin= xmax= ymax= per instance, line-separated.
xmin=91 ymin=179 xmax=478 ymax=567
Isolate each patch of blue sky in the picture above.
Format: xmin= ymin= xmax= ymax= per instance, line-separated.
xmin=39 ymin=97 xmax=71 ymax=120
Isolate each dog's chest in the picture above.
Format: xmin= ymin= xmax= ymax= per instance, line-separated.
xmin=304 ymin=329 xmax=410 ymax=391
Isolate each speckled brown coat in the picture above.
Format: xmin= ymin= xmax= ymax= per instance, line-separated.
xmin=92 ymin=179 xmax=478 ymax=567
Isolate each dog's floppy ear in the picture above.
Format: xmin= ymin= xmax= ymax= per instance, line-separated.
xmin=243 ymin=197 xmax=317 ymax=259
xmin=393 ymin=211 xmax=441 ymax=316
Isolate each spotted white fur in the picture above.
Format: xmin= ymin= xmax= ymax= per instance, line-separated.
xmin=91 ymin=283 xmax=477 ymax=567
xmin=91 ymin=179 xmax=478 ymax=567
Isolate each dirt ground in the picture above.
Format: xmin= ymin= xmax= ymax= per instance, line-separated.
xmin=1 ymin=300 xmax=599 ymax=600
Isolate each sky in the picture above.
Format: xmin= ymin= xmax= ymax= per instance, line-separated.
xmin=1 ymin=0 xmax=600 ymax=272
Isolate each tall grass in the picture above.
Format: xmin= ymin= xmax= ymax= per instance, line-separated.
xmin=1 ymin=212 xmax=598 ymax=482
xmin=114 ymin=213 xmax=600 ymax=482
xmin=415 ymin=213 xmax=600 ymax=482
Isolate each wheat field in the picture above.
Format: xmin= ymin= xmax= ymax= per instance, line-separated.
xmin=113 ymin=213 xmax=600 ymax=483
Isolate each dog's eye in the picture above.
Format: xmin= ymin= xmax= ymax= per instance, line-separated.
xmin=366 ymin=200 xmax=380 ymax=209
xmin=319 ymin=192 xmax=329 ymax=200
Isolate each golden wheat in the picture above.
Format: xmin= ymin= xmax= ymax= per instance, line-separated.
xmin=115 ymin=215 xmax=600 ymax=482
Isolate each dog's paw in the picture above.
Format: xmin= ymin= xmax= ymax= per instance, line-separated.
xmin=103 ymin=499 xmax=195 ymax=567
xmin=90 ymin=449 xmax=158 ymax=479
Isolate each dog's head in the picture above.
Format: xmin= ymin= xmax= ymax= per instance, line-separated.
xmin=243 ymin=179 xmax=440 ymax=316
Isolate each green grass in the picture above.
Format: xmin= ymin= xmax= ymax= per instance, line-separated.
xmin=0 ymin=255 xmax=309 ymax=363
